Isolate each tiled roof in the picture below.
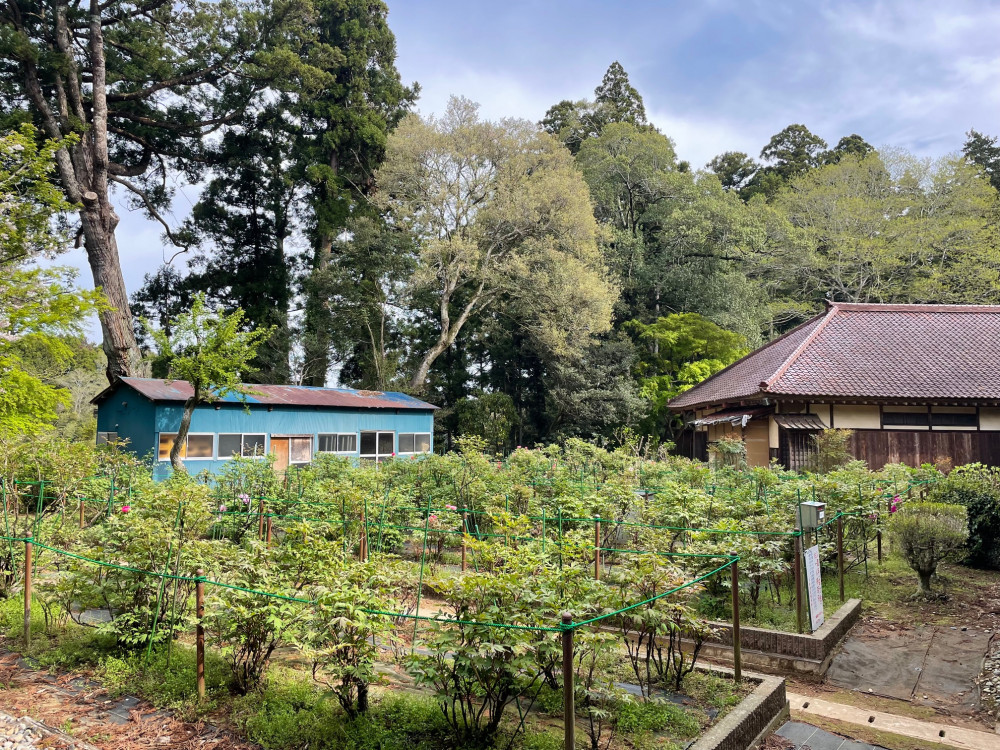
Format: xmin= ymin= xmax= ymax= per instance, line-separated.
xmin=93 ymin=378 xmax=438 ymax=411
xmin=670 ymin=303 xmax=1000 ymax=410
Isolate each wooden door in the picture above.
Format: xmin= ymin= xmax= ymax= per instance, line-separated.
xmin=271 ymin=437 xmax=290 ymax=472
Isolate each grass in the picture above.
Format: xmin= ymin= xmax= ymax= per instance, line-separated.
xmin=698 ymin=552 xmax=1000 ymax=631
xmin=0 ymin=594 xmax=748 ymax=750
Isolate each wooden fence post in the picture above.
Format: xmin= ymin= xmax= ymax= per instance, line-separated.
xmin=79 ymin=498 xmax=85 ymax=529
xmin=793 ymin=535 xmax=804 ymax=635
xmin=562 ymin=612 xmax=575 ymax=750
xmin=876 ymin=525 xmax=883 ymax=564
xmin=461 ymin=512 xmax=467 ymax=572
xmin=23 ymin=541 xmax=32 ymax=647
xmin=837 ymin=516 xmax=845 ymax=603
xmin=196 ymin=568 xmax=205 ymax=701
xmin=730 ymin=557 xmax=741 ymax=682
xmin=594 ymin=515 xmax=601 ymax=581
xmin=266 ymin=516 xmax=273 ymax=547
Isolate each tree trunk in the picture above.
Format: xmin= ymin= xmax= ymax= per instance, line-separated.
xmin=169 ymin=393 xmax=198 ymax=472
xmin=917 ymin=569 xmax=934 ymax=595
xmin=81 ymin=199 xmax=144 ymax=382
xmin=357 ymin=679 xmax=369 ymax=714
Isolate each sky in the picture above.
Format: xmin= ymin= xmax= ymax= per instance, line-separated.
xmin=58 ymin=0 xmax=1000 ymax=337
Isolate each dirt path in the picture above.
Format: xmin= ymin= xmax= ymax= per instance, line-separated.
xmin=0 ymin=653 xmax=252 ymax=750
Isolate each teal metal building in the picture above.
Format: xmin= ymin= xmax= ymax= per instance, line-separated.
xmin=93 ymin=378 xmax=437 ymax=479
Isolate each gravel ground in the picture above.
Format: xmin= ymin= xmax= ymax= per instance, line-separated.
xmin=0 ymin=712 xmax=57 ymax=750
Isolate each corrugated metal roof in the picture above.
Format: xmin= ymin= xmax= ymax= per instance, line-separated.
xmin=774 ymin=414 xmax=826 ymax=430
xmin=93 ymin=378 xmax=438 ymax=411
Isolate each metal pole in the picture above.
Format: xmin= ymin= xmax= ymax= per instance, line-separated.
xmin=837 ymin=515 xmax=845 ymax=603
xmin=562 ymin=612 xmax=575 ymax=750
xmin=257 ymin=498 xmax=265 ymax=540
xmin=730 ymin=558 xmax=741 ymax=682
xmin=594 ymin=515 xmax=601 ymax=581
xmin=23 ymin=540 xmax=32 ymax=647
xmin=461 ymin=512 xmax=467 ymax=572
xmin=360 ymin=510 xmax=368 ymax=562
xmin=877 ymin=527 xmax=883 ymax=563
xmin=195 ymin=568 xmax=205 ymax=701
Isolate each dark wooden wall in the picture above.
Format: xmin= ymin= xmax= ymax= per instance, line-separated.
xmin=849 ymin=430 xmax=1000 ymax=468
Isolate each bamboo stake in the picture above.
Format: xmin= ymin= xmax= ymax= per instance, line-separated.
xmin=79 ymin=498 xmax=85 ymax=529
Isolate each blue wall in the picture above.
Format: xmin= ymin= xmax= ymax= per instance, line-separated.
xmin=96 ymin=383 xmax=435 ymax=480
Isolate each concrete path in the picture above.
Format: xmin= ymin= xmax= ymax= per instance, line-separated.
xmin=776 ymin=720 xmax=887 ymax=750
xmin=787 ymin=692 xmax=1000 ymax=750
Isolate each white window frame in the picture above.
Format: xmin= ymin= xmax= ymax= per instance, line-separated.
xmin=359 ymin=430 xmax=395 ymax=462
xmin=317 ymin=433 xmax=358 ymax=454
xmin=157 ymin=432 xmax=216 ymax=461
xmin=287 ymin=436 xmax=314 ymax=466
xmin=398 ymin=432 xmax=432 ymax=455
xmin=218 ymin=433 xmax=267 ymax=460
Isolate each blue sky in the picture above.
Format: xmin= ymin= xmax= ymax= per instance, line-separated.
xmin=61 ymin=0 xmax=1000 ymax=336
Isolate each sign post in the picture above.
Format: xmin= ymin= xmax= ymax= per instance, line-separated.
xmin=803 ymin=544 xmax=825 ymax=632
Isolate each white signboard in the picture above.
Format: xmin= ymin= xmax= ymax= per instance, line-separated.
xmin=804 ymin=544 xmax=825 ymax=631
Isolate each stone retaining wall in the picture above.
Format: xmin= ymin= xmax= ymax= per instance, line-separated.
xmin=698 ymin=598 xmax=862 ymax=675
xmin=689 ymin=667 xmax=788 ymax=750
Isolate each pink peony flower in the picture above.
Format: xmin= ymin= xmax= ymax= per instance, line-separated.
xmin=120 ymin=505 xmax=130 ymax=514
xmin=445 ymin=504 xmax=457 ymax=511
xmin=429 ymin=514 xmax=438 ymax=522
xmin=219 ymin=504 xmax=227 ymax=512
xmin=239 ymin=493 xmax=251 ymax=505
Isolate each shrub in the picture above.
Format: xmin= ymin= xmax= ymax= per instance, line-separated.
xmin=928 ymin=464 xmax=1000 ymax=569
xmin=892 ymin=502 xmax=968 ymax=596
xmin=810 ymin=429 xmax=854 ymax=473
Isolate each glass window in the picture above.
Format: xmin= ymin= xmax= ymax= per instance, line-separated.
xmin=218 ymin=434 xmax=266 ymax=458
xmin=378 ymin=432 xmax=394 ymax=455
xmin=399 ymin=433 xmax=431 ymax=453
xmin=931 ymin=412 xmax=978 ymax=427
xmin=290 ymin=437 xmax=312 ymax=464
xmin=158 ymin=433 xmax=183 ymax=460
xmin=360 ymin=431 xmax=394 ymax=461
xmin=360 ymin=431 xmax=377 ymax=456
xmin=318 ymin=434 xmax=357 ymax=453
xmin=243 ymin=434 xmax=266 ymax=457
xmin=882 ymin=411 xmax=930 ymax=427
xmin=97 ymin=431 xmax=118 ymax=445
xmin=187 ymin=434 xmax=214 ymax=459
xmin=219 ymin=434 xmax=242 ymax=458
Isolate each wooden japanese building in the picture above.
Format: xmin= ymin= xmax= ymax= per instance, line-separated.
xmin=668 ymin=303 xmax=1000 ymax=470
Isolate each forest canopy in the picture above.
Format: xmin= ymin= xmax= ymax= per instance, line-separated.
xmin=2 ymin=0 xmax=999 ymax=451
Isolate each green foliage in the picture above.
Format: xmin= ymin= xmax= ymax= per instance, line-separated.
xmin=0 ymin=124 xmax=77 ymax=262
xmin=892 ymin=502 xmax=969 ymax=595
xmin=626 ymin=314 xmax=747 ymax=442
xmin=810 ymin=429 xmax=855 ymax=473
xmin=456 ymin=392 xmax=518 ymax=455
xmin=928 ymin=464 xmax=1000 ymax=569
xmin=145 ymin=294 xmax=273 ymax=470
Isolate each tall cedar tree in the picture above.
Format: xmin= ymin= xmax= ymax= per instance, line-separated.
xmin=133 ymin=108 xmax=296 ymax=382
xmin=0 ymin=0 xmax=305 ymax=382
xmin=297 ymin=0 xmax=417 ymax=386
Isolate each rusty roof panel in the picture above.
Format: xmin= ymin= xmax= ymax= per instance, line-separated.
xmin=95 ymin=378 xmax=437 ymax=410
